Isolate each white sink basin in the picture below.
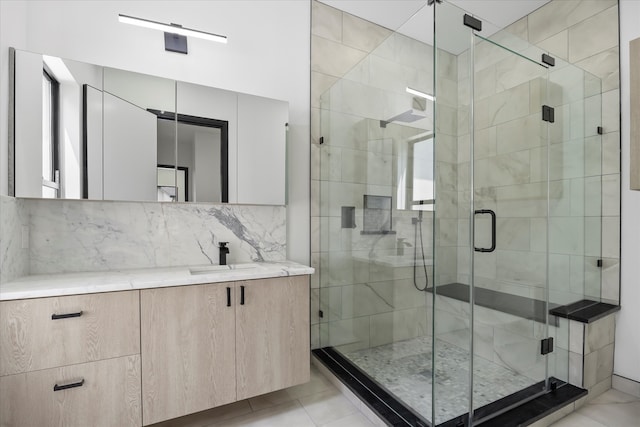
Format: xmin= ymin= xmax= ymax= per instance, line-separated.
xmin=230 ymin=263 xmax=260 ymax=270
xmin=189 ymin=263 xmax=260 ymax=275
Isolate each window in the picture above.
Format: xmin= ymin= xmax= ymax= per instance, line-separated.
xmin=411 ymin=137 xmax=435 ymax=211
xmin=42 ymin=68 xmax=59 ymax=198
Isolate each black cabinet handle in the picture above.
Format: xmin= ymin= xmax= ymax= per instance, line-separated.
xmin=53 ymin=378 xmax=85 ymax=391
xmin=240 ymin=285 xmax=245 ymax=305
xmin=226 ymin=287 xmax=231 ymax=307
xmin=51 ymin=311 xmax=83 ymax=320
xmin=474 ymin=209 xmax=496 ymax=253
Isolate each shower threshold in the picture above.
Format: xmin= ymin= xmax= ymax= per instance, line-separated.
xmin=313 ymin=337 xmax=586 ymax=426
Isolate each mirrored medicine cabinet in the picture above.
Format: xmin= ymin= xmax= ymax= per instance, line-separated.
xmin=9 ymin=48 xmax=288 ymax=205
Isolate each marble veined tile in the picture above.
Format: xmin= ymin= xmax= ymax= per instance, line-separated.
xmin=528 ymin=0 xmax=616 ymax=44
xmin=0 ymin=196 xmax=29 ymax=282
xmin=311 ymin=1 xmax=342 ymax=43
xmin=551 ymin=412 xmax=606 ymax=427
xmin=567 ymin=5 xmax=618 ymax=63
xmin=218 ymin=400 xmax=316 ymax=427
xmin=27 ymin=199 xmax=286 ymax=274
xmin=576 ymin=389 xmax=640 ymax=427
xmin=321 ymin=412 xmax=375 ymax=427
xmin=299 ymin=388 xmax=359 ymax=426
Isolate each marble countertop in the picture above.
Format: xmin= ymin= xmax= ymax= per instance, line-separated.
xmin=0 ymin=261 xmax=314 ymax=301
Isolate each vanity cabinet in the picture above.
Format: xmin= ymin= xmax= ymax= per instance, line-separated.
xmin=0 ymin=272 xmax=310 ymax=427
xmin=140 ymin=276 xmax=310 ymax=425
xmin=0 ymin=291 xmax=141 ymax=427
xmin=236 ymin=276 xmax=310 ymax=400
xmin=140 ymin=282 xmax=237 ymax=425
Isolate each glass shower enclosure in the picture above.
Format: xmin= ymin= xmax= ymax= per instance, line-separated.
xmin=315 ymin=0 xmax=603 ymax=426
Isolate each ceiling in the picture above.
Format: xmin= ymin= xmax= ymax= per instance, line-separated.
xmin=319 ymin=0 xmax=551 ymax=53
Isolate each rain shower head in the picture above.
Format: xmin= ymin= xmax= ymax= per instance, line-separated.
xmin=380 ymin=109 xmax=426 ymax=128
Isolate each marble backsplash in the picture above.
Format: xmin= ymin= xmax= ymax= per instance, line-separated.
xmin=1 ymin=197 xmax=286 ymax=278
xmin=0 ymin=196 xmax=29 ymax=283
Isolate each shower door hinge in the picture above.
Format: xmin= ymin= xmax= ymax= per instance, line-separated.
xmin=319 ymin=310 xmax=324 ymax=319
xmin=319 ymin=136 xmax=324 ymax=145
xmin=598 ymin=126 xmax=604 ymax=135
xmin=541 ymin=337 xmax=554 ymax=355
xmin=463 ymin=14 xmax=482 ymax=32
xmin=542 ymin=105 xmax=555 ymax=123
xmin=542 ymin=53 xmax=556 ymax=66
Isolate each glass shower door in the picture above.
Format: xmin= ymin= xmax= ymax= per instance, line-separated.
xmin=316 ymin=13 xmax=436 ymax=423
xmin=470 ymin=31 xmax=552 ymax=418
xmin=433 ymin=1 xmax=561 ymax=424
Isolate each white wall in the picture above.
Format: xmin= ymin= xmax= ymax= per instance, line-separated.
xmin=616 ymin=0 xmax=640 ymax=383
xmin=0 ymin=0 xmax=311 ymax=264
xmin=193 ymin=129 xmax=220 ymax=203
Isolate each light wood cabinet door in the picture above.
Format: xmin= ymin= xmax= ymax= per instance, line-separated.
xmin=0 ymin=355 xmax=141 ymax=427
xmin=141 ymin=283 xmax=236 ymax=425
xmin=0 ymin=291 xmax=140 ymax=376
xmin=235 ymin=276 xmax=310 ymax=400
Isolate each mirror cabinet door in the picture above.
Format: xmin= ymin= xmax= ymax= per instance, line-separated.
xmin=13 ymin=50 xmax=104 ymax=200
xmin=237 ymin=94 xmax=288 ymax=205
xmin=176 ymin=82 xmax=236 ymax=203
xmin=103 ymin=68 xmax=177 ymax=202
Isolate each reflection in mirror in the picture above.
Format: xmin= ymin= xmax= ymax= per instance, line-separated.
xmin=157 ymin=166 xmax=186 ymax=202
xmin=11 ymin=48 xmax=103 ymax=199
xmin=153 ymin=111 xmax=228 ymax=203
xmin=103 ymin=67 xmax=175 ymax=202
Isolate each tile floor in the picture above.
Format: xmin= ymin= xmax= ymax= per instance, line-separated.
xmin=148 ymin=365 xmax=377 ymax=427
xmin=550 ymin=389 xmax=640 ymax=427
xmin=150 ymin=364 xmax=640 ymax=427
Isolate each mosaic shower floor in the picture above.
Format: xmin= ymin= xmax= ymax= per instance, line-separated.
xmin=343 ymin=335 xmax=537 ymax=424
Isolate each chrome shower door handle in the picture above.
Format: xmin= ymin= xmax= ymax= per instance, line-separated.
xmin=474 ymin=209 xmax=496 ymax=253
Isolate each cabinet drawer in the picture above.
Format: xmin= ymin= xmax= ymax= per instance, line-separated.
xmin=0 ymin=291 xmax=140 ymax=375
xmin=0 ymin=355 xmax=141 ymax=427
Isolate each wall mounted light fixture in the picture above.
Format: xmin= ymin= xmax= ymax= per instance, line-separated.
xmin=118 ymin=14 xmax=227 ymax=54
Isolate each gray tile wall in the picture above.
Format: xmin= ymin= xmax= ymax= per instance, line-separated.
xmin=311 ymin=0 xmax=620 ymax=357
xmin=507 ymin=1 xmax=621 ymax=305
xmin=0 ymin=195 xmax=29 ymax=283
xmin=566 ymin=315 xmax=616 ymax=401
xmin=311 ymin=1 xmax=453 ymax=351
xmin=454 ymin=2 xmax=620 ymax=307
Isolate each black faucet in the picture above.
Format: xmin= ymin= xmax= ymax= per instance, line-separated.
xmin=219 ymin=242 xmax=230 ymax=265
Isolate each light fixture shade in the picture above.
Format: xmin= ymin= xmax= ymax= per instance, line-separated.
xmin=118 ymin=14 xmax=227 ymax=44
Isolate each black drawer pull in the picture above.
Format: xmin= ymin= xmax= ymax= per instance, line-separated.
xmin=226 ymin=287 xmax=231 ymax=307
xmin=53 ymin=378 xmax=85 ymax=392
xmin=51 ymin=311 xmax=83 ymax=320
xmin=240 ymin=285 xmax=245 ymax=305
